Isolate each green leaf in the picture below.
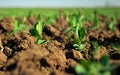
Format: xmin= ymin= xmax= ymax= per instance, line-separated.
xmin=91 ymin=41 xmax=99 ymax=47
xmin=36 ymin=39 xmax=46 ymax=44
xmin=93 ymin=16 xmax=99 ymax=29
xmin=46 ymin=16 xmax=56 ymax=25
xmin=100 ymin=55 xmax=109 ymax=66
xmin=79 ymin=59 xmax=91 ymax=70
xmin=79 ymin=27 xmax=86 ymax=40
xmin=29 ymin=28 xmax=40 ymax=38
xmin=73 ymin=44 xmax=79 ymax=49
xmin=74 ymin=54 xmax=111 ymax=75
xmin=14 ymin=20 xmax=19 ymax=32
xmin=89 ymin=64 xmax=101 ymax=75
xmin=37 ymin=14 xmax=42 ymax=20
xmin=35 ymin=21 xmax=43 ymax=35
xmin=69 ymin=18 xmax=76 ymax=27
xmin=18 ymin=24 xmax=26 ymax=31
xmin=91 ymin=41 xmax=99 ymax=59
xmin=75 ymin=64 xmax=87 ymax=75
xmin=109 ymin=17 xmax=116 ymax=31
xmin=103 ymin=71 xmax=111 ymax=75
xmin=73 ymin=38 xmax=80 ymax=44
xmin=75 ymin=24 xmax=79 ymax=38
xmin=31 ymin=21 xmax=44 ymax=39
xmin=22 ymin=17 xmax=26 ymax=24
xmin=110 ymin=43 xmax=120 ymax=53
xmin=79 ymin=15 xmax=84 ymax=24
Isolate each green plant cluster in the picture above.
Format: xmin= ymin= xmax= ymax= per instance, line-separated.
xmin=66 ymin=13 xmax=86 ymax=51
xmin=75 ymin=55 xmax=111 ymax=75
xmin=29 ymin=15 xmax=46 ymax=44
xmin=45 ymin=15 xmax=57 ymax=25
xmin=108 ymin=16 xmax=117 ymax=31
xmin=8 ymin=17 xmax=27 ymax=35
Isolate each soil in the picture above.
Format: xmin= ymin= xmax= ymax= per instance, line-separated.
xmin=0 ymin=11 xmax=120 ymax=75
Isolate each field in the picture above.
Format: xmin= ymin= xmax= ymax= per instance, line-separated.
xmin=0 ymin=8 xmax=120 ymax=75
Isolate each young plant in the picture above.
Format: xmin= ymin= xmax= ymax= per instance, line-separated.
xmin=9 ymin=16 xmax=27 ymax=35
xmin=86 ymin=11 xmax=99 ymax=29
xmin=67 ymin=13 xmax=86 ymax=51
xmin=27 ymin=10 xmax=33 ymax=18
xmin=93 ymin=15 xmax=99 ymax=29
xmin=45 ymin=15 xmax=56 ymax=25
xmin=109 ymin=16 xmax=117 ymax=31
xmin=92 ymin=11 xmax=99 ymax=29
xmin=15 ymin=17 xmax=27 ymax=32
xmin=91 ymin=41 xmax=99 ymax=60
xmin=29 ymin=20 xmax=46 ymax=44
xmin=110 ymin=42 xmax=120 ymax=53
xmin=75 ymin=55 xmax=111 ymax=75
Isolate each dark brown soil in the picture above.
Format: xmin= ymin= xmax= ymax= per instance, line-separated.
xmin=0 ymin=12 xmax=120 ymax=75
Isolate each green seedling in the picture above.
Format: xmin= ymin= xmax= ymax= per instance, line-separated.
xmin=93 ymin=15 xmax=99 ymax=29
xmin=14 ymin=17 xmax=27 ymax=32
xmin=110 ymin=42 xmax=120 ymax=53
xmin=29 ymin=20 xmax=46 ymax=44
xmin=67 ymin=13 xmax=86 ymax=51
xmin=8 ymin=16 xmax=27 ymax=35
xmin=45 ymin=15 xmax=56 ymax=25
xmin=91 ymin=11 xmax=99 ymax=29
xmin=109 ymin=16 xmax=117 ymax=31
xmin=86 ymin=11 xmax=99 ymax=29
xmin=73 ymin=26 xmax=86 ymax=50
xmin=27 ymin=10 xmax=33 ymax=18
xmin=37 ymin=14 xmax=42 ymax=20
xmin=75 ymin=55 xmax=111 ymax=75
xmin=91 ymin=41 xmax=100 ymax=60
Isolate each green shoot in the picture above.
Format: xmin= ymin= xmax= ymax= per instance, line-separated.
xmin=110 ymin=42 xmax=120 ymax=53
xmin=109 ymin=16 xmax=116 ymax=31
xmin=14 ymin=17 xmax=27 ymax=32
xmin=91 ymin=41 xmax=100 ymax=60
xmin=93 ymin=16 xmax=99 ymax=29
xmin=29 ymin=20 xmax=46 ymax=44
xmin=92 ymin=11 xmax=99 ymax=29
xmin=45 ymin=15 xmax=56 ymax=25
xmin=8 ymin=16 xmax=27 ymax=35
xmin=67 ymin=13 xmax=86 ymax=51
xmin=75 ymin=55 xmax=110 ymax=75
xmin=27 ymin=10 xmax=33 ymax=18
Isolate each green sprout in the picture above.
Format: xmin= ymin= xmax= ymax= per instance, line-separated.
xmin=13 ymin=17 xmax=27 ymax=32
xmin=45 ymin=15 xmax=56 ymax=25
xmin=29 ymin=20 xmax=47 ymax=44
xmin=110 ymin=42 xmax=120 ymax=53
xmin=27 ymin=10 xmax=33 ymax=18
xmin=67 ymin=13 xmax=86 ymax=51
xmin=93 ymin=15 xmax=99 ymax=29
xmin=91 ymin=11 xmax=99 ymax=29
xmin=8 ymin=16 xmax=27 ymax=35
xmin=91 ymin=41 xmax=100 ymax=60
xmin=30 ymin=14 xmax=56 ymax=44
xmin=75 ymin=55 xmax=111 ymax=75
xmin=109 ymin=16 xmax=117 ymax=31
xmin=86 ymin=11 xmax=99 ymax=29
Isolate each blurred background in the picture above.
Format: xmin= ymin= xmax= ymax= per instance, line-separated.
xmin=0 ymin=0 xmax=120 ymax=8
